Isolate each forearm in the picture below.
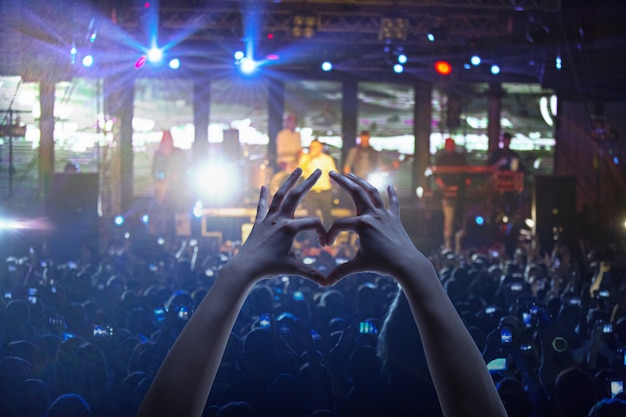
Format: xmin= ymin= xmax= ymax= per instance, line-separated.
xmin=137 ymin=263 xmax=255 ymax=417
xmin=396 ymin=252 xmax=507 ymax=417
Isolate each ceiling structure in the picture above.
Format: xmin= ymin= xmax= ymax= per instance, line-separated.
xmin=0 ymin=0 xmax=624 ymax=141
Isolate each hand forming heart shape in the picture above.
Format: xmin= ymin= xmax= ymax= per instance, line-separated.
xmin=233 ymin=168 xmax=419 ymax=288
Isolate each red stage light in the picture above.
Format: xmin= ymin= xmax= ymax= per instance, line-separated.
xmin=434 ymin=61 xmax=452 ymax=75
xmin=135 ymin=56 xmax=147 ymax=68
xmin=267 ymin=33 xmax=274 ymax=40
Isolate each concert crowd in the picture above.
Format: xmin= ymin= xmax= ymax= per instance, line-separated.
xmin=1 ymin=206 xmax=626 ymax=417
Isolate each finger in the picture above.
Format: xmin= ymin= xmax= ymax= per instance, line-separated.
xmin=346 ymin=173 xmax=385 ymax=209
xmin=324 ymin=257 xmax=365 ymax=287
xmin=289 ymin=216 xmax=327 ymax=246
xmin=326 ymin=217 xmax=358 ymax=246
xmin=387 ymin=185 xmax=400 ymax=216
xmin=280 ymin=169 xmax=321 ymax=217
xmin=268 ymin=168 xmax=302 ymax=214
xmin=254 ymin=186 xmax=269 ymax=223
xmin=283 ymin=257 xmax=327 ymax=283
xmin=329 ymin=171 xmax=374 ymax=214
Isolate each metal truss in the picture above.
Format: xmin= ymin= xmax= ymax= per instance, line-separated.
xmin=114 ymin=5 xmax=540 ymax=45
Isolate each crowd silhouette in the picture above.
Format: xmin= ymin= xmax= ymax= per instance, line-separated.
xmin=1 ymin=169 xmax=625 ymax=417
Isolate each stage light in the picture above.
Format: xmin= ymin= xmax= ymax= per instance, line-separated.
xmin=148 ymin=47 xmax=162 ymax=63
xmin=502 ymin=216 xmax=509 ymax=224
xmin=614 ymin=157 xmax=619 ymax=165
xmin=321 ymin=61 xmax=332 ymax=71
xmin=555 ymin=55 xmax=562 ymax=70
xmin=475 ymin=215 xmax=485 ymax=226
xmin=240 ymin=57 xmax=257 ymax=74
xmin=266 ymin=54 xmax=279 ymax=61
xmin=398 ymin=54 xmax=407 ymax=64
xmin=89 ymin=32 xmax=97 ymax=43
xmin=142 ymin=214 xmax=149 ymax=224
xmin=195 ymin=163 xmax=236 ymax=199
xmin=525 ymin=218 xmax=535 ymax=228
xmin=82 ymin=55 xmax=94 ymax=67
xmin=490 ymin=64 xmax=500 ymax=75
xmin=135 ymin=56 xmax=147 ymax=68
xmin=367 ymin=172 xmax=387 ymax=189
xmin=70 ymin=46 xmax=77 ymax=64
xmin=169 ymin=58 xmax=180 ymax=69
xmin=393 ymin=64 xmax=403 ymax=73
xmin=416 ymin=186 xmax=424 ymax=198
xmin=234 ymin=50 xmax=244 ymax=60
xmin=470 ymin=55 xmax=481 ymax=66
xmin=427 ymin=33 xmax=435 ymax=42
xmin=114 ymin=216 xmax=124 ymax=226
xmin=434 ymin=61 xmax=452 ymax=75
xmin=464 ymin=63 xmax=471 ymax=70
xmin=193 ymin=200 xmax=203 ymax=218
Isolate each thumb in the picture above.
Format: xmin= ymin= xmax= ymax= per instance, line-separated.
xmin=324 ymin=257 xmax=365 ymax=287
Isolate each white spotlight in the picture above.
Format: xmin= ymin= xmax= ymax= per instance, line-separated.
xmin=490 ymin=64 xmax=500 ymax=75
xmin=470 ymin=55 xmax=481 ymax=66
xmin=398 ymin=54 xmax=407 ymax=64
xmin=393 ymin=64 xmax=403 ymax=73
xmin=240 ymin=57 xmax=257 ymax=74
xmin=169 ymin=58 xmax=180 ymax=69
xmin=82 ymin=55 xmax=94 ymax=67
xmin=147 ymin=47 xmax=163 ymax=63
xmin=321 ymin=61 xmax=332 ymax=71
xmin=234 ymin=50 xmax=244 ymax=60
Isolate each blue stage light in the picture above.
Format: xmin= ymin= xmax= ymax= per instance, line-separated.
xmin=475 ymin=215 xmax=485 ymax=226
xmin=114 ymin=216 xmax=124 ymax=226
xmin=490 ymin=64 xmax=500 ymax=75
xmin=393 ymin=64 xmax=403 ymax=73
xmin=470 ymin=55 xmax=481 ymax=66
xmin=169 ymin=58 xmax=180 ymax=69
xmin=398 ymin=54 xmax=407 ymax=64
xmin=321 ymin=61 xmax=332 ymax=71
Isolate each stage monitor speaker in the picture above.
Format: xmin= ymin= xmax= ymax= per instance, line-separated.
xmin=46 ymin=173 xmax=99 ymax=222
xmin=45 ymin=173 xmax=99 ymax=259
xmin=533 ymin=175 xmax=576 ymax=251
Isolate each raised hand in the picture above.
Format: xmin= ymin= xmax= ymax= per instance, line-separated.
xmin=325 ymin=172 xmax=424 ymax=285
xmin=228 ymin=167 xmax=327 ymax=284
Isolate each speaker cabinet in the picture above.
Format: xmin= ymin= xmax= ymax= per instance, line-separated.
xmin=45 ymin=173 xmax=99 ymax=259
xmin=533 ymin=175 xmax=577 ymax=251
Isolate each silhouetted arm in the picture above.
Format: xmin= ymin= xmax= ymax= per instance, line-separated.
xmin=326 ymin=172 xmax=507 ymax=417
xmin=137 ymin=168 xmax=327 ymax=417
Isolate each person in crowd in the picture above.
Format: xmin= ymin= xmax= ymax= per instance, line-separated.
xmin=434 ymin=138 xmax=469 ymax=252
xmin=299 ymin=139 xmax=338 ymax=228
xmin=136 ymin=168 xmax=507 ymax=417
xmin=342 ymin=130 xmax=382 ymax=180
xmin=488 ymin=132 xmax=525 ymax=172
xmin=275 ymin=113 xmax=302 ymax=172
xmin=150 ymin=130 xmax=189 ymax=237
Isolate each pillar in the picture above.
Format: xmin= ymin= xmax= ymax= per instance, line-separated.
xmin=193 ymin=78 xmax=210 ymax=163
xmin=341 ymin=79 xmax=358 ymax=165
xmin=487 ymin=82 xmax=503 ymax=154
xmin=267 ymin=77 xmax=284 ymax=172
xmin=39 ymin=80 xmax=55 ymax=202
xmin=413 ymin=81 xmax=432 ymax=194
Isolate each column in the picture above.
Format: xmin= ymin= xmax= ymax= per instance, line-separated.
xmin=39 ymin=80 xmax=55 ymax=201
xmin=413 ymin=80 xmax=432 ymax=194
xmin=267 ymin=77 xmax=284 ymax=172
xmin=193 ymin=78 xmax=210 ymax=163
xmin=487 ymin=82 xmax=503 ymax=154
xmin=341 ymin=79 xmax=358 ymax=165
xmin=103 ymin=74 xmax=135 ymax=214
